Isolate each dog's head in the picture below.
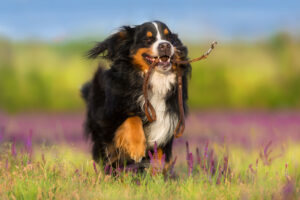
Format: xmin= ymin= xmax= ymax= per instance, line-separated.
xmin=88 ymin=21 xmax=188 ymax=73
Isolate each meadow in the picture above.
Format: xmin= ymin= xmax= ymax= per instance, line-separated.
xmin=0 ymin=112 xmax=299 ymax=199
xmin=0 ymin=33 xmax=300 ymax=199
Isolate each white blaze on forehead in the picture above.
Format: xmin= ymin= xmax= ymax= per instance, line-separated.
xmin=151 ymin=22 xmax=174 ymax=56
xmin=152 ymin=22 xmax=161 ymax=40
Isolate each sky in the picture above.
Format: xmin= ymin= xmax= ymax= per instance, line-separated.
xmin=0 ymin=0 xmax=300 ymax=41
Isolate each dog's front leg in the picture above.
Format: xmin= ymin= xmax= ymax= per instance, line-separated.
xmin=114 ymin=116 xmax=146 ymax=162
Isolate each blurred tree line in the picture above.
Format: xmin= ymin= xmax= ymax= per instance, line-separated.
xmin=0 ymin=33 xmax=299 ymax=112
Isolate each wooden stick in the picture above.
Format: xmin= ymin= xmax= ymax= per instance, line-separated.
xmin=143 ymin=60 xmax=158 ymax=122
xmin=174 ymin=68 xmax=185 ymax=138
xmin=173 ymin=41 xmax=217 ymax=138
xmin=173 ymin=41 xmax=217 ymax=65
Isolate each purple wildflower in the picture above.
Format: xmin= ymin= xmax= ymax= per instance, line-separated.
xmin=11 ymin=137 xmax=17 ymax=157
xmin=204 ymin=141 xmax=209 ymax=158
xmin=185 ymin=141 xmax=191 ymax=172
xmin=223 ymin=156 xmax=229 ymax=177
xmin=264 ymin=140 xmax=272 ymax=157
xmin=148 ymin=144 xmax=166 ymax=175
xmin=93 ymin=161 xmax=98 ymax=174
xmin=116 ymin=167 xmax=123 ymax=177
xmin=203 ymin=141 xmax=209 ymax=171
xmin=148 ymin=150 xmax=160 ymax=175
xmin=188 ymin=152 xmax=194 ymax=176
xmin=185 ymin=141 xmax=190 ymax=161
xmin=74 ymin=169 xmax=80 ymax=176
xmin=148 ymin=150 xmax=155 ymax=173
xmin=109 ymin=165 xmax=113 ymax=175
xmin=282 ymin=180 xmax=295 ymax=200
xmin=196 ymin=147 xmax=201 ymax=167
xmin=104 ymin=164 xmax=110 ymax=174
xmin=210 ymin=160 xmax=215 ymax=174
xmin=154 ymin=142 xmax=158 ymax=158
xmin=248 ymin=164 xmax=257 ymax=175
xmin=260 ymin=141 xmax=278 ymax=166
xmin=25 ymin=130 xmax=33 ymax=156
xmin=216 ymin=166 xmax=222 ymax=185
xmin=0 ymin=126 xmax=4 ymax=143
xmin=136 ymin=179 xmax=141 ymax=186
xmin=148 ymin=150 xmax=153 ymax=161
xmin=169 ymin=156 xmax=177 ymax=177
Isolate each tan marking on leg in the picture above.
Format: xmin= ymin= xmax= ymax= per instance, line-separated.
xmin=114 ymin=116 xmax=146 ymax=162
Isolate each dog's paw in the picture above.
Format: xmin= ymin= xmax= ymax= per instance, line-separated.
xmin=114 ymin=116 xmax=146 ymax=163
xmin=127 ymin=139 xmax=146 ymax=163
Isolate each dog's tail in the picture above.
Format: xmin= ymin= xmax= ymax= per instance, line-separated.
xmin=81 ymin=81 xmax=91 ymax=103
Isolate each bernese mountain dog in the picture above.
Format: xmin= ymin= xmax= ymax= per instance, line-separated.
xmin=81 ymin=21 xmax=191 ymax=169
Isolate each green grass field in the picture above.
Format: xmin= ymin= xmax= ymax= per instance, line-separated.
xmin=0 ymin=141 xmax=299 ymax=199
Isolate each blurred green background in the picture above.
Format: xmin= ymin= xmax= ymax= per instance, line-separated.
xmin=0 ymin=0 xmax=300 ymax=112
xmin=1 ymin=34 xmax=299 ymax=112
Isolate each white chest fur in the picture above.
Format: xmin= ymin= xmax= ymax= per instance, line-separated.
xmin=139 ymin=71 xmax=178 ymax=148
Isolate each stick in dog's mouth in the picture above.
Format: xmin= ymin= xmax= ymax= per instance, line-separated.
xmin=172 ymin=41 xmax=218 ymax=65
xmin=143 ymin=54 xmax=172 ymax=68
xmin=143 ymin=41 xmax=217 ymax=69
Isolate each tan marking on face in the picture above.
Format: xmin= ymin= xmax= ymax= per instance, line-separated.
xmin=164 ymin=28 xmax=169 ymax=35
xmin=132 ymin=48 xmax=153 ymax=72
xmin=114 ymin=116 xmax=146 ymax=162
xmin=147 ymin=31 xmax=153 ymax=37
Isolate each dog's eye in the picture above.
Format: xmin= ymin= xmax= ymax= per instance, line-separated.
xmin=143 ymin=37 xmax=153 ymax=45
xmin=167 ymin=34 xmax=180 ymax=46
xmin=166 ymin=34 xmax=173 ymax=43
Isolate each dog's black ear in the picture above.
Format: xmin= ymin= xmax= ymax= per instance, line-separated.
xmin=87 ymin=26 xmax=135 ymax=61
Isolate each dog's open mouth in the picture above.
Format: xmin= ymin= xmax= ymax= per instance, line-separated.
xmin=143 ymin=53 xmax=172 ymax=70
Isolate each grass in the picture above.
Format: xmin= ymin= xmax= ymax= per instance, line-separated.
xmin=0 ymin=140 xmax=299 ymax=199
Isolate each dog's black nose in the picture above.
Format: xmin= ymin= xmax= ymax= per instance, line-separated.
xmin=158 ymin=42 xmax=171 ymax=56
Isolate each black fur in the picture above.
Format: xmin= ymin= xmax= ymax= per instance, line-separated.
xmin=82 ymin=21 xmax=191 ymax=166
